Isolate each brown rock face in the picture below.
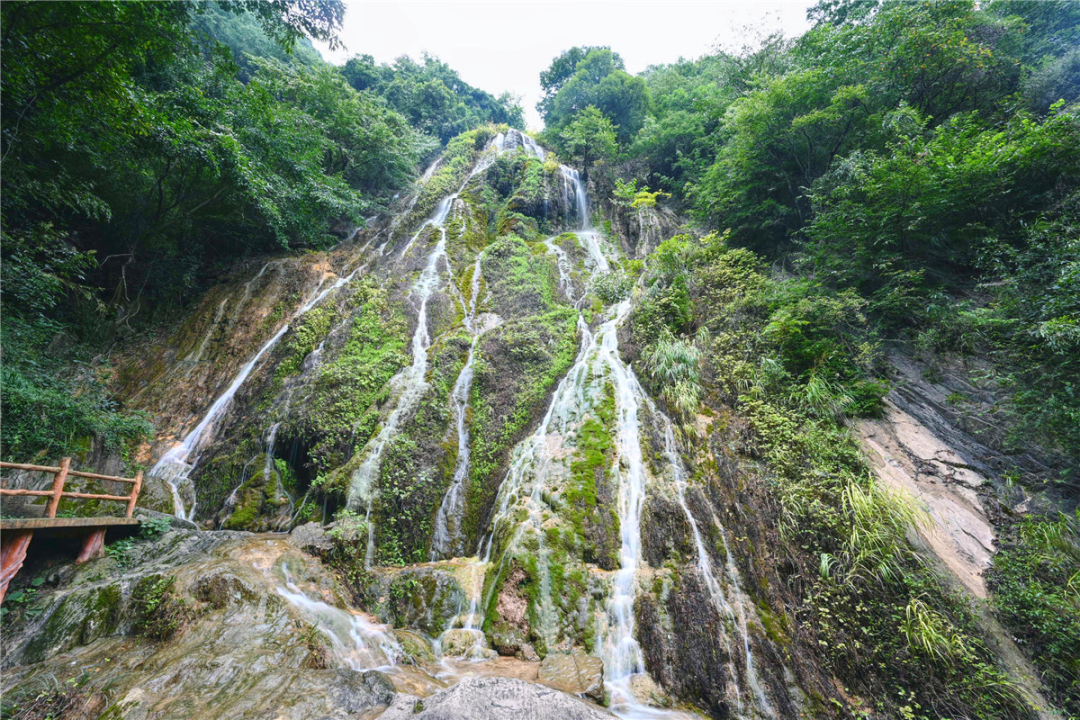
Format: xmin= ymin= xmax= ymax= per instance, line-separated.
xmin=496 ymin=567 xmax=529 ymax=630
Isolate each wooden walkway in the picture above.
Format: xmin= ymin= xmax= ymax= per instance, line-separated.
xmin=0 ymin=459 xmax=143 ymax=603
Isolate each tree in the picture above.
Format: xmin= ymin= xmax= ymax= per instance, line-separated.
xmin=544 ymin=49 xmax=649 ymax=145
xmin=559 ymin=106 xmax=618 ymax=178
xmin=340 ymin=52 xmax=524 ymax=144
xmin=694 ymin=70 xmax=872 ymax=252
xmin=537 ymin=46 xmax=620 ymax=120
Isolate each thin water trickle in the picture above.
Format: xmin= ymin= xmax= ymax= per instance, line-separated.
xmin=544 ymin=237 xmax=576 ymax=305
xmin=186 ymin=298 xmax=229 ymax=366
xmin=346 ymin=228 xmax=449 ymax=565
xmin=656 ymin=409 xmax=775 ymax=718
xmin=431 ymin=255 xmax=485 ymax=560
xmin=152 ymin=263 xmax=364 ymax=519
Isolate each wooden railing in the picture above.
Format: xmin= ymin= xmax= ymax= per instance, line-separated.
xmin=0 ymin=459 xmax=143 ymax=518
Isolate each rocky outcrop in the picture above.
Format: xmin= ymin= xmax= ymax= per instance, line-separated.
xmin=0 ymin=529 xmax=616 ymax=720
xmin=858 ymin=402 xmax=996 ymax=598
xmin=538 ymin=649 xmax=604 ymax=701
xmin=379 ymin=677 xmax=613 ymax=720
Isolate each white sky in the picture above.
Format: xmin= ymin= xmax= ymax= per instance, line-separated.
xmin=314 ymin=1 xmax=815 ymax=129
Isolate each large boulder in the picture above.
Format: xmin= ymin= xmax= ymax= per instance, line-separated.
xmin=539 ymin=649 xmax=604 ymax=702
xmin=378 ymin=676 xmax=613 ymax=720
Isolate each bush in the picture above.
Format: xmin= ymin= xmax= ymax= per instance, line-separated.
xmin=131 ymin=575 xmax=193 ymax=640
xmin=988 ymin=514 xmax=1080 ymax=715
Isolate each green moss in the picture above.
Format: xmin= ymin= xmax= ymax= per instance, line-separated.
xmin=633 ymin=231 xmax=1033 ymax=720
xmin=463 ymin=307 xmax=579 ymax=543
xmin=131 ymin=574 xmax=192 ymax=640
xmin=276 ymin=306 xmax=336 ymax=379
xmin=405 ymin=125 xmax=506 ymax=231
xmin=306 ymin=281 xmax=410 ymax=485
xmin=564 ymin=381 xmax=620 ymax=568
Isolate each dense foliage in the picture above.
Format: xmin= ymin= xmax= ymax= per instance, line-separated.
xmin=544 ymin=1 xmax=1080 ymax=715
xmin=987 ymin=513 xmax=1080 ymax=715
xmin=0 ymin=2 xmax=432 ymax=460
xmin=629 ymin=231 xmax=1031 ymax=719
xmin=341 ymin=53 xmax=524 ymax=144
xmin=549 ymin=0 xmax=1079 ymax=474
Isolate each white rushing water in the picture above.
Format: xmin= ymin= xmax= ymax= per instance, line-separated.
xmin=277 ymin=563 xmax=400 ymax=670
xmin=656 ymin=410 xmax=775 ymax=719
xmin=477 ymin=163 xmax=610 ymax=645
xmin=478 ymin=311 xmax=596 ymax=648
xmin=152 ymin=259 xmax=368 ymax=519
xmin=595 ymin=300 xmax=649 ymax=712
xmin=430 ymin=255 xmax=485 ymax=560
xmin=346 ymin=229 xmax=449 ymax=565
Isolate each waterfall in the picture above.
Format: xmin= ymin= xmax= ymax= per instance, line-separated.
xmin=430 ymin=255 xmax=485 ymax=560
xmin=593 ymin=302 xmax=648 ymax=711
xmin=478 ymin=164 xmax=611 ymax=648
xmin=560 ymin=165 xmax=589 ymax=228
xmin=657 ymin=410 xmax=775 ymax=719
xmin=152 ymin=320 xmax=292 ymax=520
xmin=151 ymin=263 xmax=365 ymax=520
xmin=401 ymin=194 xmax=456 ymax=258
xmin=346 ymin=228 xmax=448 ymax=566
xmin=479 ymin=313 xmax=597 ymax=648
xmin=545 ymin=238 xmax=576 ymax=305
xmin=576 ymin=230 xmax=611 ymax=274
xmin=276 ymin=563 xmax=401 ymax=670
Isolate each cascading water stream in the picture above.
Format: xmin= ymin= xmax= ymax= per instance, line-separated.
xmin=430 ymin=255 xmax=485 ymax=560
xmin=477 ymin=313 xmax=597 ymax=648
xmin=355 ymin=130 xmax=538 ymax=561
xmin=478 ymin=165 xmax=613 ymax=648
xmin=656 ymin=410 xmax=775 ymax=718
xmin=276 ymin=563 xmax=401 ymax=670
xmin=346 ymin=228 xmax=449 ymax=566
xmin=544 ymin=237 xmax=577 ymax=306
xmin=151 ymin=260 xmax=368 ymax=520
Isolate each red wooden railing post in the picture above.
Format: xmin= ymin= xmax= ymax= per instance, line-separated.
xmin=0 ymin=531 xmax=34 ymax=604
xmin=45 ymin=457 xmax=71 ymax=519
xmin=126 ymin=471 xmax=143 ymax=518
xmin=76 ymin=529 xmax=108 ymax=564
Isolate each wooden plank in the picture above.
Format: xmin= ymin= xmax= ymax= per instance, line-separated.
xmin=66 ymin=470 xmax=139 ymax=483
xmin=0 ymin=489 xmax=54 ymax=497
xmin=0 ymin=462 xmax=62 ymax=473
xmin=0 ymin=517 xmax=140 ymax=531
xmin=61 ymin=492 xmax=130 ymax=502
xmin=45 ymin=457 xmax=70 ymax=518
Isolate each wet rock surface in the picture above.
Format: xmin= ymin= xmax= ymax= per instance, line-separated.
xmin=379 ymin=677 xmax=613 ymax=720
xmin=538 ymin=649 xmax=604 ymax=701
xmin=0 ymin=530 xmax=619 ymax=720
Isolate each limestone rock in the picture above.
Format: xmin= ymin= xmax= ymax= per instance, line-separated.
xmin=377 ymin=676 xmax=613 ymax=720
xmin=539 ymin=649 xmax=604 ymax=701
xmin=288 ymin=521 xmax=333 ymax=555
xmin=440 ymin=629 xmax=496 ymax=659
xmin=394 ymin=629 xmax=436 ymax=664
xmin=628 ymin=673 xmax=670 ymax=708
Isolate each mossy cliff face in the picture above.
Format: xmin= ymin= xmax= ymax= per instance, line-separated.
xmin=94 ymin=129 xmax=822 ymax=718
xmin=11 ymin=123 xmax=1058 ymax=720
xmin=124 ymin=127 xmax=584 ymax=560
